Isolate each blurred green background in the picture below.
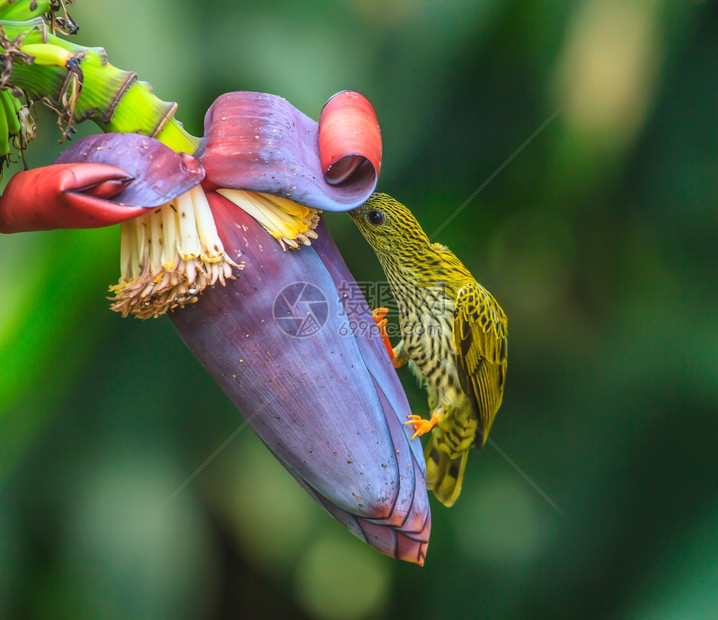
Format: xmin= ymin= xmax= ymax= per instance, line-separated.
xmin=2 ymin=0 xmax=718 ymax=618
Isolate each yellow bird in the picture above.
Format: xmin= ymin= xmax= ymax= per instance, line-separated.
xmin=349 ymin=193 xmax=508 ymax=506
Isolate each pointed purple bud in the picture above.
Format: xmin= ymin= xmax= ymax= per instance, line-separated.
xmin=170 ymin=194 xmax=430 ymax=564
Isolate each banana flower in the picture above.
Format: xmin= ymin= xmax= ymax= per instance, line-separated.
xmin=0 ymin=91 xmax=431 ymax=564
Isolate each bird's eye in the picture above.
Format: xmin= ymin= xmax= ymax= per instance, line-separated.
xmin=366 ymin=210 xmax=385 ymax=226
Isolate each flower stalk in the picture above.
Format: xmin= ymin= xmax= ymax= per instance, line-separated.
xmin=1 ymin=17 xmax=199 ymax=152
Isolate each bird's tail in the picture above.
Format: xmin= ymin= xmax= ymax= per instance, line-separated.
xmin=425 ymin=434 xmax=470 ymax=507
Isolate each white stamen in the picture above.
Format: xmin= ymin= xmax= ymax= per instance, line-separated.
xmin=109 ymin=186 xmax=243 ymax=319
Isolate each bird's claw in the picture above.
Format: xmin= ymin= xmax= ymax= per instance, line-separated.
xmin=404 ymin=413 xmax=439 ymax=440
xmin=372 ymin=307 xmax=389 ymax=322
xmin=372 ymin=307 xmax=395 ymax=363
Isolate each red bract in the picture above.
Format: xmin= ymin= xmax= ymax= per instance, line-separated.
xmin=319 ymin=90 xmax=382 ymax=185
xmin=0 ymin=134 xmax=206 ymax=233
xmin=0 ymin=163 xmax=143 ymax=232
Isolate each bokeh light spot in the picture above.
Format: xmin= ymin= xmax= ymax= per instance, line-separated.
xmin=453 ymin=476 xmax=551 ymax=568
xmin=216 ymin=435 xmax=317 ymax=575
xmin=294 ymin=533 xmax=391 ymax=620
xmin=489 ymin=209 xmax=576 ymax=314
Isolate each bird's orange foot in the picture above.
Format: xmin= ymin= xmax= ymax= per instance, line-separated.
xmin=404 ymin=413 xmax=440 ymax=440
xmin=372 ymin=307 xmax=389 ymax=323
xmin=372 ymin=307 xmax=394 ymax=362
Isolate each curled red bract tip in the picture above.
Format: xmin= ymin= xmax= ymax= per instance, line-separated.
xmin=0 ymin=163 xmax=147 ymax=233
xmin=319 ymin=91 xmax=382 ymax=186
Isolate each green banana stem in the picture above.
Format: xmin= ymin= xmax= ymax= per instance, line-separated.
xmin=1 ymin=18 xmax=201 ymax=154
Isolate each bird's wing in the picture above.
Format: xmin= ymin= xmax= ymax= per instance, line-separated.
xmin=452 ymin=280 xmax=508 ymax=447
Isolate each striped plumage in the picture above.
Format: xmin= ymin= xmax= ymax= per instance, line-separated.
xmin=349 ymin=193 xmax=507 ymax=506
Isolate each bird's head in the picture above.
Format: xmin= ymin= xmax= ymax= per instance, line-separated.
xmin=349 ymin=193 xmax=430 ymax=255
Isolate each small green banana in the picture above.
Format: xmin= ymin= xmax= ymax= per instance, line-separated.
xmin=0 ymin=97 xmax=11 ymax=158
xmin=0 ymin=90 xmax=21 ymax=136
xmin=19 ymin=43 xmax=76 ymax=68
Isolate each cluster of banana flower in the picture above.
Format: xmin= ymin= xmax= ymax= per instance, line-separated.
xmin=0 ymin=90 xmax=431 ymax=564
